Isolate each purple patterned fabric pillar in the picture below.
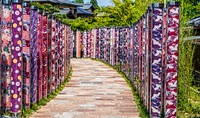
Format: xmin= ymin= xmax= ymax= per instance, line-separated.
xmin=30 ymin=6 xmax=38 ymax=104
xmin=37 ymin=10 xmax=43 ymax=101
xmin=11 ymin=0 xmax=23 ymax=113
xmin=150 ymin=3 xmax=164 ymax=117
xmin=55 ymin=20 xmax=59 ymax=88
xmin=60 ymin=24 xmax=65 ymax=83
xmin=47 ymin=15 xmax=52 ymax=95
xmin=22 ymin=2 xmax=31 ymax=108
xmin=51 ymin=18 xmax=56 ymax=91
xmin=114 ymin=28 xmax=119 ymax=66
xmin=0 ymin=0 xmax=2 ymax=108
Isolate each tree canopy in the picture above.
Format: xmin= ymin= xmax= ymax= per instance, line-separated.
xmin=90 ymin=0 xmax=99 ymax=9
xmin=74 ymin=0 xmax=84 ymax=3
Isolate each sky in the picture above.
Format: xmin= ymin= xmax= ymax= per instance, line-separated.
xmin=84 ymin=0 xmax=113 ymax=6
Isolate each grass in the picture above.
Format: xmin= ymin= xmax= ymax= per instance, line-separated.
xmin=91 ymin=58 xmax=149 ymax=118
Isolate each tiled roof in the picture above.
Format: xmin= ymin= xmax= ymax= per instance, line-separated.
xmin=80 ymin=4 xmax=94 ymax=10
xmin=77 ymin=7 xmax=94 ymax=15
xmin=54 ymin=8 xmax=71 ymax=14
xmin=188 ymin=16 xmax=200 ymax=27
xmin=24 ymin=0 xmax=83 ymax=6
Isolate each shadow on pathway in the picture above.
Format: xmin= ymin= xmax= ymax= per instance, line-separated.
xmin=31 ymin=59 xmax=140 ymax=118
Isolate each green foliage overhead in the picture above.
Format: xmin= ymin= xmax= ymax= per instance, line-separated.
xmin=90 ymin=0 xmax=99 ymax=9
xmin=74 ymin=0 xmax=84 ymax=3
xmin=30 ymin=2 xmax=60 ymax=14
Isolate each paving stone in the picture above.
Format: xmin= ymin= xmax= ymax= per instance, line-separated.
xmin=31 ymin=59 xmax=140 ymax=118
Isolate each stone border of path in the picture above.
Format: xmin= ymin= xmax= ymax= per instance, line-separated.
xmin=91 ymin=58 xmax=149 ymax=118
xmin=19 ymin=67 xmax=73 ymax=118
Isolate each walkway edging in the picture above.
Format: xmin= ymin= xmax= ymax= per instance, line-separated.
xmin=90 ymin=58 xmax=149 ymax=118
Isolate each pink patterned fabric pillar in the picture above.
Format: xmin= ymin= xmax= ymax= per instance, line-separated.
xmin=37 ymin=9 xmax=43 ymax=101
xmin=42 ymin=12 xmax=48 ymax=98
xmin=1 ymin=0 xmax=12 ymax=110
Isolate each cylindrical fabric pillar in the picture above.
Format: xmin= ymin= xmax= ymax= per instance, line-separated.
xmin=122 ymin=28 xmax=126 ymax=73
xmin=133 ymin=23 xmax=139 ymax=88
xmin=93 ymin=29 xmax=96 ymax=59
xmin=60 ymin=23 xmax=65 ymax=83
xmin=1 ymin=0 xmax=12 ymax=110
xmin=150 ymin=3 xmax=164 ymax=117
xmin=66 ymin=26 xmax=70 ymax=74
xmin=55 ymin=20 xmax=59 ymax=88
xmin=86 ymin=31 xmax=89 ymax=57
xmin=76 ymin=30 xmax=80 ymax=58
xmin=47 ymin=14 xmax=52 ymax=95
xmin=42 ymin=12 xmax=48 ymax=98
xmin=138 ymin=20 xmax=142 ymax=94
xmin=11 ymin=0 xmax=23 ymax=114
xmin=119 ymin=28 xmax=123 ymax=70
xmin=100 ymin=29 xmax=104 ymax=60
xmin=141 ymin=16 xmax=146 ymax=100
xmin=165 ymin=2 xmax=180 ymax=118
xmin=51 ymin=17 xmax=56 ymax=92
xmin=95 ymin=29 xmax=99 ymax=59
xmin=30 ymin=6 xmax=38 ymax=104
xmin=89 ymin=31 xmax=92 ymax=58
xmin=104 ymin=28 xmax=107 ymax=62
xmin=126 ymin=27 xmax=130 ymax=77
xmin=84 ymin=31 xmax=87 ymax=58
xmin=63 ymin=25 xmax=67 ymax=78
xmin=105 ymin=28 xmax=110 ymax=63
xmin=0 ymin=0 xmax=2 ymax=109
xmin=58 ymin=21 xmax=61 ymax=86
xmin=129 ymin=27 xmax=134 ymax=81
xmin=114 ymin=27 xmax=119 ymax=66
xmin=110 ymin=28 xmax=114 ymax=65
xmin=37 ymin=9 xmax=43 ymax=101
xmin=147 ymin=6 xmax=152 ymax=111
xmin=22 ymin=2 xmax=31 ymax=108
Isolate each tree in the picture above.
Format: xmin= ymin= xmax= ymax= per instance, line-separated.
xmin=90 ymin=0 xmax=99 ymax=9
xmin=74 ymin=0 xmax=84 ymax=3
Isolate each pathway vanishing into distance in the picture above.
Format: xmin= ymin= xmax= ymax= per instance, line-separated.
xmin=31 ymin=59 xmax=140 ymax=118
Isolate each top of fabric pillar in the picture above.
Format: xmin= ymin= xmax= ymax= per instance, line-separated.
xmin=31 ymin=6 xmax=38 ymax=10
xmin=167 ymin=2 xmax=180 ymax=6
xmin=148 ymin=6 xmax=152 ymax=11
xmin=38 ymin=9 xmax=43 ymax=14
xmin=42 ymin=12 xmax=48 ymax=16
xmin=2 ymin=0 xmax=11 ymax=4
xmin=152 ymin=3 xmax=164 ymax=8
xmin=23 ymin=2 xmax=30 ymax=7
xmin=12 ymin=0 xmax=22 ymax=3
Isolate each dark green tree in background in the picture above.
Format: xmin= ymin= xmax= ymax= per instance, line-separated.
xmin=90 ymin=0 xmax=99 ymax=9
xmin=74 ymin=0 xmax=84 ymax=3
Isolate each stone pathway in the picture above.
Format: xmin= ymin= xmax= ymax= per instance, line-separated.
xmin=31 ymin=59 xmax=140 ymax=118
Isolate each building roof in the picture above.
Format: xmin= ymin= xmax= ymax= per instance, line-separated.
xmin=77 ymin=7 xmax=94 ymax=16
xmin=80 ymin=4 xmax=95 ymax=10
xmin=24 ymin=0 xmax=83 ymax=7
xmin=188 ymin=16 xmax=200 ymax=27
xmin=54 ymin=8 xmax=71 ymax=14
xmin=58 ymin=0 xmax=83 ymax=7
